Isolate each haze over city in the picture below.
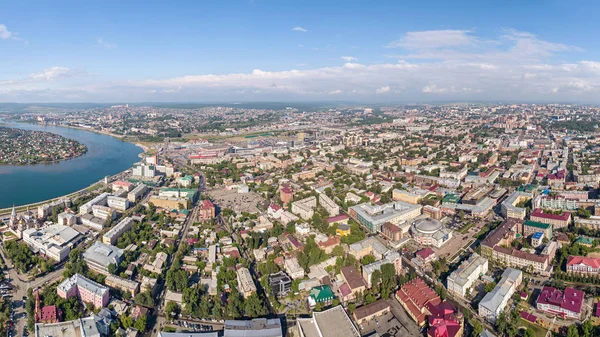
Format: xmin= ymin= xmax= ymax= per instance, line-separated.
xmin=3 ymin=0 xmax=600 ymax=102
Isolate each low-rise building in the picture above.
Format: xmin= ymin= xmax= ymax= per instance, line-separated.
xmin=291 ymin=196 xmax=317 ymax=220
xmin=127 ymin=184 xmax=147 ymax=203
xmin=268 ymin=272 xmax=292 ymax=298
xmin=236 ymin=267 xmax=257 ymax=298
xmin=57 ymin=274 xmax=109 ymax=309
xmin=530 ymin=209 xmax=571 ymax=229
xmin=105 ymin=275 xmax=139 ymax=296
xmin=23 ymin=224 xmax=80 ymax=262
xmin=83 ymin=241 xmax=124 ymax=275
xmin=566 ymin=256 xmax=600 ymax=275
xmin=319 ymin=193 xmax=340 ymax=217
xmin=102 ymin=217 xmax=134 ymax=245
xmin=536 ymin=286 xmax=584 ymax=319
xmin=395 ymin=277 xmax=441 ymax=327
xmin=478 ymin=268 xmax=522 ymax=323
xmin=296 ymin=305 xmax=360 ymax=337
xmin=500 ymin=191 xmax=532 ymax=220
xmin=348 ymin=201 xmax=422 ymax=233
xmin=447 ymin=253 xmax=488 ymax=297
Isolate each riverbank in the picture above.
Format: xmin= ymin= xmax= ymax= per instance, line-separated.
xmin=0 ymin=122 xmax=143 ymax=208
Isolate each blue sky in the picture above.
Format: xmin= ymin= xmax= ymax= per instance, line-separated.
xmin=2 ymin=0 xmax=600 ymax=102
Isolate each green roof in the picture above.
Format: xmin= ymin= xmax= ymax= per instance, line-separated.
xmin=443 ymin=194 xmax=460 ymax=204
xmin=309 ymin=285 xmax=334 ymax=302
xmin=517 ymin=184 xmax=537 ymax=193
xmin=576 ymin=236 xmax=594 ymax=245
xmin=524 ymin=220 xmax=551 ymax=230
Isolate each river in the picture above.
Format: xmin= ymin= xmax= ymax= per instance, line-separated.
xmin=0 ymin=122 xmax=142 ymax=208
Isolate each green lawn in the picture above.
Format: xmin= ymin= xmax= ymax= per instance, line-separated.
xmin=519 ymin=318 xmax=549 ymax=337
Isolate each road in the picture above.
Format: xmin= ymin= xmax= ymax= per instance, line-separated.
xmin=0 ymin=245 xmax=66 ymax=337
xmin=150 ymin=201 xmax=200 ymax=337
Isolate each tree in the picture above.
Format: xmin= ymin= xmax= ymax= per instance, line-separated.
xmin=165 ymin=301 xmax=180 ymax=317
xmin=581 ymin=320 xmax=594 ymax=337
xmin=523 ymin=328 xmax=535 ymax=337
xmin=484 ymin=282 xmax=496 ymax=293
xmin=120 ymin=314 xmax=133 ymax=329
xmin=471 ymin=320 xmax=483 ymax=336
xmin=107 ymin=263 xmax=117 ymax=275
xmin=567 ymin=324 xmax=580 ymax=337
xmin=360 ymin=254 xmax=376 ymax=265
xmin=244 ymin=293 xmax=267 ymax=318
xmin=134 ymin=315 xmax=148 ymax=332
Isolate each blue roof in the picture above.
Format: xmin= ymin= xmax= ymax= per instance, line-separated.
xmin=532 ymin=232 xmax=544 ymax=239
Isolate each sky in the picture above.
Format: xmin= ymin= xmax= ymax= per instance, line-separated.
xmin=2 ymin=0 xmax=600 ymax=103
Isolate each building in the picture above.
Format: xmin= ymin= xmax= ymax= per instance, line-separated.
xmin=105 ymin=275 xmax=139 ymax=296
xmin=492 ymin=246 xmax=549 ymax=275
xmin=423 ymin=205 xmax=443 ymax=220
xmin=536 ymin=287 xmax=584 ymax=319
xmin=566 ymin=256 xmax=600 ymax=275
xmin=381 ymin=222 xmax=403 ymax=241
xmin=308 ymin=285 xmax=335 ymax=308
xmin=411 ymin=218 xmax=453 ymax=248
xmin=362 ymin=251 xmax=402 ymax=288
xmin=349 ymin=201 xmax=422 ymax=233
xmin=348 ymin=237 xmax=389 ymax=260
xmin=57 ymin=212 xmax=77 ymax=226
xmin=296 ymin=305 xmax=360 ymax=337
xmin=480 ymin=218 xmax=523 ymax=259
xmin=447 ymin=253 xmax=489 ymax=297
xmin=530 ymin=208 xmax=571 ymax=229
xmin=523 ymin=220 xmax=552 ymax=239
xmin=80 ymin=193 xmax=110 ymax=215
xmin=352 ymin=299 xmax=390 ymax=325
xmin=224 ymin=318 xmax=283 ymax=337
xmin=102 ymin=217 xmax=134 ymax=245
xmin=501 ymin=191 xmax=532 ymax=220
xmin=236 ymin=267 xmax=257 ymax=298
xmin=37 ymin=199 xmax=70 ymax=219
xmin=127 ymin=184 xmax=147 ymax=203
xmin=336 ymin=224 xmax=351 ymax=237
xmin=57 ymin=274 xmax=109 ymax=309
xmin=92 ymin=205 xmax=116 ymax=220
xmin=427 ymin=301 xmax=464 ymax=337
xmin=23 ymin=224 xmax=80 ymax=262
xmin=531 ymin=232 xmax=544 ymax=247
xmin=280 ymin=187 xmax=294 ymax=204
xmin=319 ymin=194 xmax=340 ymax=217
xmin=132 ymin=163 xmax=156 ymax=178
xmin=268 ymin=272 xmax=292 ymax=298
xmin=291 ymin=196 xmax=317 ymax=220
xmin=395 ymin=277 xmax=441 ymax=326
xmin=340 ymin=266 xmax=367 ymax=301
xmin=575 ymin=216 xmax=600 ymax=230
xmin=112 ymin=180 xmax=133 ymax=192
xmin=199 ymin=199 xmax=216 ymax=220
xmin=284 ymin=257 xmax=305 ymax=279
xmin=107 ymin=196 xmax=130 ymax=211
xmin=392 ymin=189 xmax=424 ymax=204
xmin=478 ymin=268 xmax=522 ymax=323
xmin=34 ymin=316 xmax=101 ymax=337
xmin=83 ymin=241 xmax=124 ymax=275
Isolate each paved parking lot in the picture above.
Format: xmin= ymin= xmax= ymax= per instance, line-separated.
xmin=207 ymin=188 xmax=266 ymax=214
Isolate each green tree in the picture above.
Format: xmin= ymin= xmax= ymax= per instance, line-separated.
xmin=244 ymin=293 xmax=267 ymax=318
xmin=471 ymin=320 xmax=483 ymax=336
xmin=165 ymin=301 xmax=180 ymax=317
xmin=134 ymin=315 xmax=148 ymax=332
xmin=567 ymin=324 xmax=580 ymax=337
xmin=484 ymin=282 xmax=496 ymax=293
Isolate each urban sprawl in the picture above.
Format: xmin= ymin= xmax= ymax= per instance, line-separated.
xmin=1 ymin=103 xmax=600 ymax=337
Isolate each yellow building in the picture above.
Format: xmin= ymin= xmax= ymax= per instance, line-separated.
xmin=336 ymin=224 xmax=351 ymax=237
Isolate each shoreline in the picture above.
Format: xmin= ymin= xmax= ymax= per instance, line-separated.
xmin=0 ymin=121 xmax=147 ymax=213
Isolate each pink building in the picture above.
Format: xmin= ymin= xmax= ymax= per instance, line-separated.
xmin=57 ymin=274 xmax=109 ymax=308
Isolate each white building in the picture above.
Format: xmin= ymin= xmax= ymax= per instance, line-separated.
xmin=107 ymin=196 xmax=130 ymax=211
xmin=132 ymin=163 xmax=156 ymax=178
xmin=23 ymin=224 xmax=80 ymax=262
xmin=127 ymin=184 xmax=147 ymax=203
xmin=447 ymin=253 xmax=489 ymax=297
xmin=92 ymin=205 xmax=116 ymax=221
xmin=284 ymin=257 xmax=305 ymax=279
xmin=478 ymin=268 xmax=522 ymax=323
xmin=319 ymin=194 xmax=340 ymax=217
xmin=291 ymin=196 xmax=317 ymax=220
xmin=79 ymin=193 xmax=110 ymax=215
xmin=236 ymin=267 xmax=257 ymax=298
xmin=58 ymin=212 xmax=77 ymax=226
xmin=102 ymin=217 xmax=134 ymax=245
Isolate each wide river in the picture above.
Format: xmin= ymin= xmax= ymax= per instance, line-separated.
xmin=0 ymin=122 xmax=142 ymax=208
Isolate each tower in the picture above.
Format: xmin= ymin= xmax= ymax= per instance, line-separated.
xmin=9 ymin=205 xmax=17 ymax=227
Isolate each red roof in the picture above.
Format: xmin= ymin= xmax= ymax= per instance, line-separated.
xmin=416 ymin=248 xmax=435 ymax=260
xmin=327 ymin=214 xmax=349 ymax=223
xmin=280 ymin=187 xmax=293 ymax=194
xmin=531 ymin=208 xmax=571 ymax=221
xmin=341 ymin=266 xmax=367 ymax=290
xmin=537 ymin=286 xmax=584 ymax=315
xmin=428 ymin=302 xmax=461 ymax=337
xmin=269 ymin=203 xmax=282 ymax=211
xmin=40 ymin=305 xmax=61 ymax=323
xmin=567 ymin=255 xmax=600 ymax=269
xmin=201 ymin=199 xmax=215 ymax=210
xmin=396 ymin=278 xmax=441 ymax=326
xmin=520 ymin=311 xmax=537 ymax=323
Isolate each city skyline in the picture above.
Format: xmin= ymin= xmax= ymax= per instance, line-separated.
xmin=3 ymin=1 xmax=600 ymax=102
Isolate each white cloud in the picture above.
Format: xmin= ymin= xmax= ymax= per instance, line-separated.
xmin=0 ymin=24 xmax=13 ymax=40
xmin=376 ymin=86 xmax=391 ymax=94
xmin=292 ymin=26 xmax=307 ymax=32
xmin=97 ymin=38 xmax=117 ymax=49
xmin=341 ymin=56 xmax=358 ymax=62
xmin=29 ymin=67 xmax=77 ymax=81
xmin=387 ymin=30 xmax=476 ymax=49
xmin=297 ymin=44 xmax=304 ymax=48
xmin=4 ymin=28 xmax=600 ymax=102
